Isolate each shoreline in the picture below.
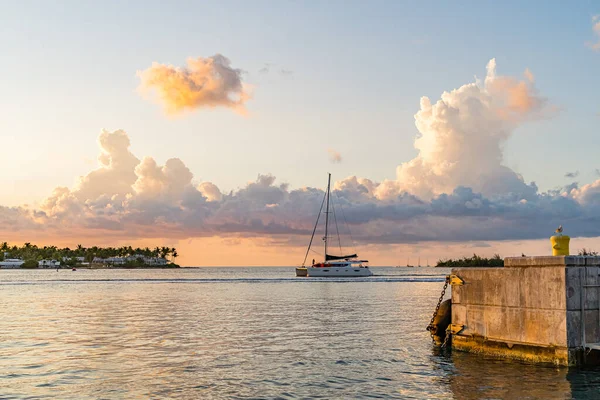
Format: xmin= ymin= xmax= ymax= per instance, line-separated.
xmin=9 ymin=264 xmax=181 ymax=270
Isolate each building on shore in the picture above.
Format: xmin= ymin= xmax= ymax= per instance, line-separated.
xmin=142 ymin=256 xmax=168 ymax=266
xmin=92 ymin=254 xmax=169 ymax=266
xmin=63 ymin=256 xmax=86 ymax=263
xmin=38 ymin=260 xmax=61 ymax=268
xmin=106 ymin=257 xmax=126 ymax=265
xmin=0 ymin=259 xmax=25 ymax=268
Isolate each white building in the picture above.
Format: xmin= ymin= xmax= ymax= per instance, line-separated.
xmin=38 ymin=260 xmax=60 ymax=268
xmin=0 ymin=258 xmax=25 ymax=268
xmin=105 ymin=257 xmax=126 ymax=265
xmin=144 ymin=257 xmax=168 ymax=266
xmin=63 ymin=256 xmax=85 ymax=263
xmin=91 ymin=255 xmax=168 ymax=266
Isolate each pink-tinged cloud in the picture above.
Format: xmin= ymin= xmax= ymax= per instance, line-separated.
xmin=328 ymin=149 xmax=342 ymax=163
xmin=137 ymin=54 xmax=250 ymax=115
xmin=3 ymin=127 xmax=600 ymax=246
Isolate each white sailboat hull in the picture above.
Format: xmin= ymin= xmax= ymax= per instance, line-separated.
xmin=307 ymin=266 xmax=373 ymax=277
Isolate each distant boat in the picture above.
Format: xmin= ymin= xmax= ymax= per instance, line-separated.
xmin=295 ymin=174 xmax=373 ymax=278
xmin=72 ymin=268 xmax=77 ymax=271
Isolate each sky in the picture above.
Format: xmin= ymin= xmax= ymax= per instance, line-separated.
xmin=0 ymin=1 xmax=599 ymax=266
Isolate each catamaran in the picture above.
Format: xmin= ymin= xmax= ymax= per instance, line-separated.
xmin=295 ymin=173 xmax=373 ymax=278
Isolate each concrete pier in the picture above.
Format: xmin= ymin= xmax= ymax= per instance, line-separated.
xmin=450 ymin=256 xmax=600 ymax=366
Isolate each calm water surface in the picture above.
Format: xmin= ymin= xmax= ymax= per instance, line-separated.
xmin=1 ymin=267 xmax=600 ymax=399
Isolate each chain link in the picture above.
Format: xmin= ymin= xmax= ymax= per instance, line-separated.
xmin=426 ymin=276 xmax=449 ymax=345
xmin=441 ymin=328 xmax=452 ymax=348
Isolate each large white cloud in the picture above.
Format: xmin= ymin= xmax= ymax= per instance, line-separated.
xmin=75 ymin=129 xmax=140 ymax=201
xmin=385 ymin=59 xmax=545 ymax=200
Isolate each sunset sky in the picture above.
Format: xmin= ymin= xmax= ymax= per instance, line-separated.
xmin=1 ymin=1 xmax=599 ymax=266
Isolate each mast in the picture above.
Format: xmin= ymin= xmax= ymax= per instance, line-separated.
xmin=324 ymin=173 xmax=331 ymax=259
xmin=301 ymin=185 xmax=327 ymax=266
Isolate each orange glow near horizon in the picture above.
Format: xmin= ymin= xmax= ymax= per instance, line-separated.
xmin=2 ymin=235 xmax=599 ymax=267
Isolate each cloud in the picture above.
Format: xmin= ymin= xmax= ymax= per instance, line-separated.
xmin=378 ymin=59 xmax=547 ymax=201
xmin=198 ymin=182 xmax=223 ymax=202
xmin=4 ymin=129 xmax=600 ymax=246
xmin=3 ymin=60 xmax=600 ymax=249
xmin=256 ymin=63 xmax=293 ymax=77
xmin=596 ymin=169 xmax=600 ymax=177
xmin=137 ymin=54 xmax=250 ymax=115
xmin=523 ymin=68 xmax=534 ymax=83
xmin=75 ymin=129 xmax=140 ymax=201
xmin=588 ymin=15 xmax=600 ymax=51
xmin=258 ymin=63 xmax=273 ymax=74
xmin=470 ymin=242 xmax=492 ymax=248
xmin=565 ymin=171 xmax=580 ymax=179
xmin=133 ymin=157 xmax=193 ymax=200
xmin=328 ymin=149 xmax=342 ymax=163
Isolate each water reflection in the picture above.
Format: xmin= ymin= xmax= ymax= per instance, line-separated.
xmin=448 ymin=351 xmax=570 ymax=399
xmin=566 ymin=367 xmax=600 ymax=399
xmin=425 ymin=346 xmax=600 ymax=400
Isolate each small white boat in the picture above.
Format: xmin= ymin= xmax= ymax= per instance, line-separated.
xmin=296 ymin=173 xmax=373 ymax=278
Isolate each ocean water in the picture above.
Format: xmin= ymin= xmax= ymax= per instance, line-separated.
xmin=1 ymin=267 xmax=600 ymax=399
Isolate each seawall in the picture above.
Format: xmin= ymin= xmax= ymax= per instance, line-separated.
xmin=450 ymin=256 xmax=600 ymax=366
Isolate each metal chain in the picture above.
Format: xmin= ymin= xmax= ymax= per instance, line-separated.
xmin=441 ymin=329 xmax=452 ymax=348
xmin=426 ymin=276 xmax=449 ymax=344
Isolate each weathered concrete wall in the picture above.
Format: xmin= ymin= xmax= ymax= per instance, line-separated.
xmin=451 ymin=256 xmax=600 ymax=365
xmin=451 ymin=266 xmax=569 ymax=365
xmin=504 ymin=255 xmax=595 ymax=267
xmin=565 ymin=266 xmax=600 ymax=349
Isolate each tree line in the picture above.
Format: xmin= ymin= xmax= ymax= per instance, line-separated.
xmin=436 ymin=249 xmax=600 ymax=268
xmin=435 ymin=253 xmax=504 ymax=268
xmin=0 ymin=242 xmax=178 ymax=264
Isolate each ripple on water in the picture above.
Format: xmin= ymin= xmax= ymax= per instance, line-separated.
xmin=1 ymin=267 xmax=600 ymax=399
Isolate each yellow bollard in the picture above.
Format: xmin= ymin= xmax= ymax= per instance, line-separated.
xmin=551 ymin=235 xmax=570 ymax=256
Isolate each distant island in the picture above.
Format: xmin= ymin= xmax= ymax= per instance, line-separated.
xmin=435 ymin=254 xmax=504 ymax=268
xmin=0 ymin=243 xmax=180 ymax=269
